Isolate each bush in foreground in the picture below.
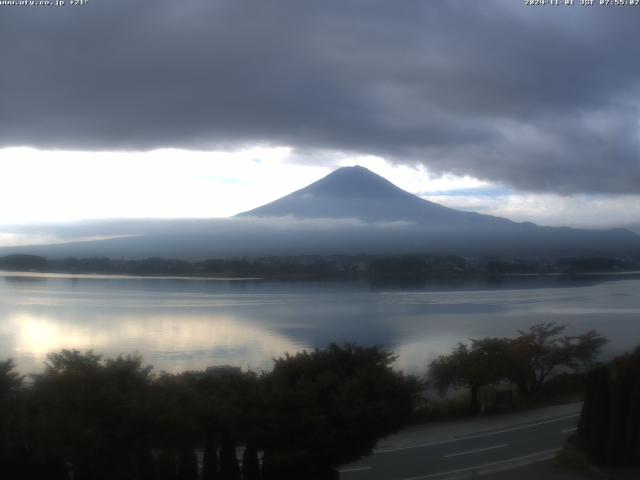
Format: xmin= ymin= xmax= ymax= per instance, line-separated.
xmin=577 ymin=346 xmax=640 ymax=467
xmin=0 ymin=344 xmax=419 ymax=479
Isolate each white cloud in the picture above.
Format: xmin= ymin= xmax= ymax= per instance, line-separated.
xmin=0 ymin=148 xmax=490 ymax=226
xmin=0 ymin=232 xmax=138 ymax=248
xmin=425 ymin=191 xmax=640 ymax=229
xmin=0 ymin=147 xmax=328 ymax=224
xmin=0 ymin=147 xmax=634 ymax=230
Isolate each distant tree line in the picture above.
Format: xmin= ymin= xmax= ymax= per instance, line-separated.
xmin=1 ymin=253 xmax=638 ymax=279
xmin=428 ymin=323 xmax=608 ymax=414
xmin=0 ymin=344 xmax=419 ymax=480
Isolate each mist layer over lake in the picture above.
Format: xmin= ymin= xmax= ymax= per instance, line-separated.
xmin=1 ymin=272 xmax=639 ymax=375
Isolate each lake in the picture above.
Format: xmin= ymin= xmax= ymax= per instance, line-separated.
xmin=1 ymin=271 xmax=639 ymax=375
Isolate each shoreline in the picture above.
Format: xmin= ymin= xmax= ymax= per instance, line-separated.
xmin=1 ymin=268 xmax=640 ymax=283
xmin=0 ymin=270 xmax=263 ymax=282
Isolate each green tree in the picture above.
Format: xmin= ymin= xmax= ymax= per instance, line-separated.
xmin=429 ymin=324 xmax=608 ymax=411
xmin=578 ymin=346 xmax=640 ymax=466
xmin=0 ymin=358 xmax=23 ymax=464
xmin=0 ymin=359 xmax=22 ymax=398
xmin=509 ymin=323 xmax=608 ymax=397
xmin=429 ymin=337 xmax=511 ymax=413
xmin=261 ymin=344 xmax=419 ymax=475
xmin=32 ymin=350 xmax=154 ymax=480
xmin=2 ymin=345 xmax=416 ymax=479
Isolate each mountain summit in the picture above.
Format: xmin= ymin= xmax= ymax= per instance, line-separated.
xmin=2 ymin=166 xmax=638 ymax=258
xmin=237 ymin=165 xmax=473 ymax=223
xmin=235 ymin=165 xmax=639 ymax=255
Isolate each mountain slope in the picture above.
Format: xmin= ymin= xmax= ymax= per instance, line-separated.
xmin=1 ymin=166 xmax=638 ymax=259
xmin=233 ymin=165 xmax=639 ymax=255
xmin=237 ymin=165 xmax=505 ymax=226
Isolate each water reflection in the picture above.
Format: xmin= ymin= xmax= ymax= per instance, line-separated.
xmin=1 ymin=272 xmax=639 ymax=375
xmin=2 ymin=312 xmax=305 ymax=373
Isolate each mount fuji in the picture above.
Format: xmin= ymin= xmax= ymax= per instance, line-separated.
xmin=1 ymin=166 xmax=638 ymax=258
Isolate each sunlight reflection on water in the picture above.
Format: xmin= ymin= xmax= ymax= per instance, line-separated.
xmin=1 ymin=273 xmax=639 ymax=375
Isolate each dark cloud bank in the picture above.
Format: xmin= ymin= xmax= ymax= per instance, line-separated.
xmin=1 ymin=0 xmax=639 ymax=194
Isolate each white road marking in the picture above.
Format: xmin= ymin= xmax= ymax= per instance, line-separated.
xmin=443 ymin=443 xmax=508 ymax=458
xmin=400 ymin=448 xmax=560 ymax=480
xmin=338 ymin=466 xmax=372 ymax=473
xmin=375 ymin=413 xmax=579 ymax=454
xmin=562 ymin=427 xmax=577 ymax=433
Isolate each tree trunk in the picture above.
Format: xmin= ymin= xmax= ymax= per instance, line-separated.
xmin=470 ymin=384 xmax=480 ymax=414
xmin=202 ymin=436 xmax=219 ymax=480
xmin=219 ymin=434 xmax=240 ymax=480
xmin=241 ymin=443 xmax=260 ymax=480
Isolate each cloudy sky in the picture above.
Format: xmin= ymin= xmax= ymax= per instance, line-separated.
xmin=1 ymin=0 xmax=639 ymax=231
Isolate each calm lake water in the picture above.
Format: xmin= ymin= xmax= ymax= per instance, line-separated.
xmin=1 ymin=271 xmax=639 ymax=375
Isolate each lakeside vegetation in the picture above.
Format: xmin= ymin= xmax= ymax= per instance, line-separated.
xmin=1 ymin=253 xmax=639 ymax=280
xmin=574 ymin=346 xmax=640 ymax=467
xmin=426 ymin=323 xmax=607 ymax=416
xmin=1 ymin=322 xmax=626 ymax=478
xmin=0 ymin=344 xmax=419 ymax=480
xmin=426 ymin=325 xmax=640 ymax=472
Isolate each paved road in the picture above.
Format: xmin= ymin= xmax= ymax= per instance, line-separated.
xmin=339 ymin=404 xmax=581 ymax=480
